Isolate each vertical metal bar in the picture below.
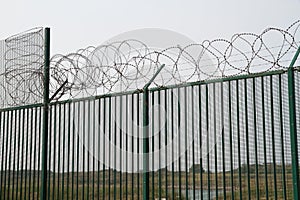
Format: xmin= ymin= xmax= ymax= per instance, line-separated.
xmin=12 ymin=109 xmax=18 ymax=200
xmin=236 ymin=80 xmax=242 ymax=200
xmin=3 ymin=111 xmax=8 ymax=199
xmin=23 ymin=110 xmax=27 ymax=200
xmin=261 ymin=76 xmax=269 ymax=200
xmin=28 ymin=108 xmax=34 ymax=199
xmin=252 ymin=78 xmax=260 ymax=199
xmin=171 ymin=90 xmax=175 ymax=200
xmin=278 ymin=74 xmax=287 ymax=200
xmin=47 ymin=107 xmax=52 ymax=200
xmin=228 ymin=81 xmax=234 ymax=200
xmin=287 ymin=67 xmax=299 ymax=199
xmin=38 ymin=107 xmax=42 ymax=199
xmin=184 ymin=87 xmax=188 ymax=200
xmin=66 ymin=102 xmax=75 ymax=199
xmin=2 ymin=111 xmax=7 ymax=200
xmin=270 ymin=76 xmax=278 ymax=199
xmin=76 ymin=102 xmax=80 ymax=200
xmin=3 ymin=110 xmax=9 ymax=199
xmin=25 ymin=109 xmax=29 ymax=200
xmin=137 ymin=94 xmax=140 ymax=200
xmin=164 ymin=90 xmax=168 ymax=199
xmin=97 ymin=99 xmax=101 ymax=200
xmin=221 ymin=81 xmax=226 ymax=200
xmin=7 ymin=110 xmax=13 ymax=200
xmin=177 ymin=88 xmax=182 ymax=200
xmin=191 ymin=86 xmax=196 ymax=200
xmin=62 ymin=103 xmax=66 ymax=200
xmin=125 ymin=95 xmax=128 ymax=200
xmin=71 ymin=102 xmax=76 ymax=200
xmin=119 ymin=95 xmax=123 ymax=199
xmin=29 ymin=108 xmax=34 ymax=200
xmin=52 ymin=106 xmax=57 ymax=200
xmin=131 ymin=94 xmax=134 ymax=200
xmin=151 ymin=91 xmax=154 ymax=200
xmin=41 ymin=27 xmax=50 ymax=200
xmin=92 ymin=100 xmax=95 ymax=200
xmin=113 ymin=98 xmax=117 ymax=200
xmin=244 ymin=79 xmax=251 ymax=200
xmin=108 ymin=97 xmax=112 ymax=200
xmin=0 ymin=111 xmax=6 ymax=198
xmin=21 ymin=110 xmax=25 ymax=199
xmin=143 ymin=88 xmax=150 ymax=200
xmin=57 ymin=104 xmax=61 ymax=200
xmin=199 ymin=85 xmax=204 ymax=200
xmin=142 ymin=64 xmax=165 ymax=200
xmin=16 ymin=110 xmax=21 ymax=199
xmin=67 ymin=103 xmax=71 ymax=200
xmin=157 ymin=90 xmax=162 ymax=199
xmin=87 ymin=100 xmax=90 ymax=200
xmin=213 ymin=83 xmax=218 ymax=200
xmin=102 ymin=98 xmax=106 ymax=200
xmin=33 ymin=108 xmax=38 ymax=200
xmin=158 ymin=90 xmax=162 ymax=200
xmin=82 ymin=101 xmax=86 ymax=200
xmin=206 ymin=84 xmax=210 ymax=200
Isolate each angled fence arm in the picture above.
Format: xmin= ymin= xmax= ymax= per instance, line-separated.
xmin=49 ymin=79 xmax=68 ymax=102
xmin=142 ymin=64 xmax=165 ymax=200
xmin=288 ymin=46 xmax=300 ymax=200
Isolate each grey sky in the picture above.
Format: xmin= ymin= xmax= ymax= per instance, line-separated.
xmin=0 ymin=0 xmax=299 ymax=55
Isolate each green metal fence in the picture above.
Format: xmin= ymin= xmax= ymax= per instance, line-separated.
xmin=0 ymin=27 xmax=300 ymax=200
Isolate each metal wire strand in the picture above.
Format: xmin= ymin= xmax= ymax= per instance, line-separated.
xmin=1 ymin=21 xmax=300 ymax=106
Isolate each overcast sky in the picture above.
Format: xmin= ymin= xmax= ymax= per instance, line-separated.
xmin=0 ymin=0 xmax=299 ymax=55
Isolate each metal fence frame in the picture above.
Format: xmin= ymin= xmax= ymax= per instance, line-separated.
xmin=0 ymin=27 xmax=300 ymax=199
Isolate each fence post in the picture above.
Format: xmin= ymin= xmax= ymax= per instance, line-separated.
xmin=288 ymin=47 xmax=300 ymax=200
xmin=142 ymin=88 xmax=150 ymax=200
xmin=142 ymin=64 xmax=165 ymax=200
xmin=40 ymin=27 xmax=50 ymax=200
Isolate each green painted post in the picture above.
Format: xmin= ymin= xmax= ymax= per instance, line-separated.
xmin=288 ymin=47 xmax=300 ymax=200
xmin=40 ymin=27 xmax=50 ymax=200
xmin=143 ymin=64 xmax=165 ymax=200
xmin=143 ymin=89 xmax=150 ymax=200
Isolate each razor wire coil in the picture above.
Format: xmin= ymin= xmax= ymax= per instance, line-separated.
xmin=0 ymin=21 xmax=300 ymax=107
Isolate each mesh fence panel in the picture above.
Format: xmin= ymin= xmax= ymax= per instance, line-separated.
xmin=40 ymin=71 xmax=297 ymax=199
xmin=0 ymin=28 xmax=44 ymax=108
xmin=0 ymin=26 xmax=300 ymax=199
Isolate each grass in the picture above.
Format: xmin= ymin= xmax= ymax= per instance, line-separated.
xmin=0 ymin=164 xmax=296 ymax=199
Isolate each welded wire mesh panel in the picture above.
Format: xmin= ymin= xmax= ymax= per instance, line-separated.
xmin=44 ymin=70 xmax=296 ymax=199
xmin=47 ymin=96 xmax=146 ymax=199
xmin=145 ymin=75 xmax=293 ymax=199
xmin=0 ymin=28 xmax=45 ymax=199
xmin=0 ymin=28 xmax=44 ymax=108
xmin=0 ymin=106 xmax=43 ymax=199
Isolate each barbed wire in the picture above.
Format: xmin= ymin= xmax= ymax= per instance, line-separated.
xmin=49 ymin=20 xmax=300 ymax=99
xmin=1 ymin=21 xmax=300 ymax=107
